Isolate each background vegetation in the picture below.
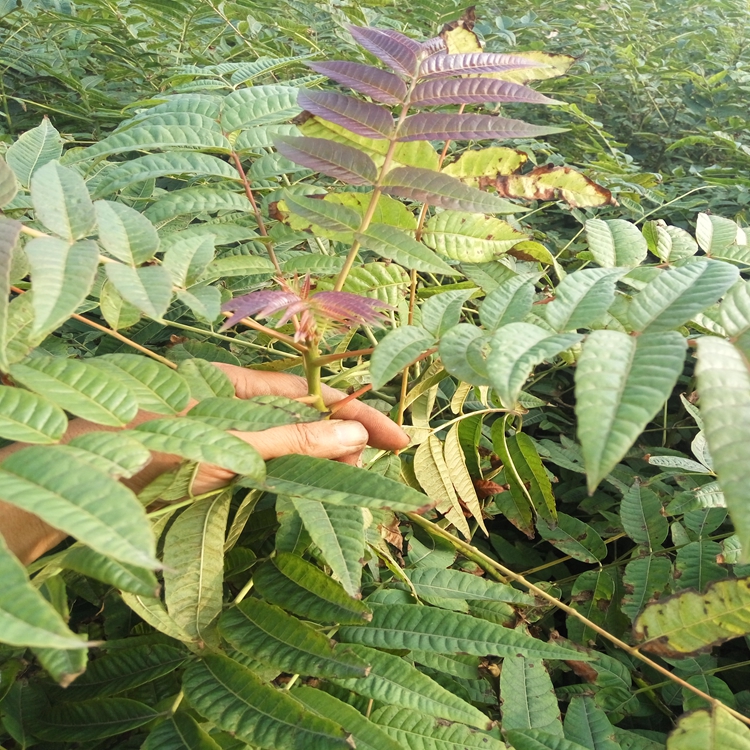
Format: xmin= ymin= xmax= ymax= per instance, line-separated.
xmin=1 ymin=1 xmax=750 ymax=749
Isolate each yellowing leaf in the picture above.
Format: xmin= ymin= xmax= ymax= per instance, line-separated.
xmin=442 ymin=147 xmax=528 ymax=186
xmin=444 ymin=423 xmax=487 ymax=534
xmin=494 ymin=165 xmax=615 ymax=208
xmin=414 ymin=435 xmax=471 ymax=539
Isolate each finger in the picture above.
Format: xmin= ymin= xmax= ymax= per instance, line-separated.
xmin=213 ymin=364 xmax=409 ymax=452
xmin=192 ymin=420 xmax=370 ymax=494
xmin=238 ymin=419 xmax=369 ymax=461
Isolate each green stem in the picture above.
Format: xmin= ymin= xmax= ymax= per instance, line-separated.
xmin=303 ymin=341 xmax=327 ymax=412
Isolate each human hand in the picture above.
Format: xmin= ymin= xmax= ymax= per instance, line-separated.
xmin=189 ymin=364 xmax=409 ymax=494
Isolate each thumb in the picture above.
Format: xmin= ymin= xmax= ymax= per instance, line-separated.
xmin=234 ymin=419 xmax=369 ymax=462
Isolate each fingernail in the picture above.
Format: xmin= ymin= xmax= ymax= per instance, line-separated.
xmin=334 ymin=421 xmax=368 ymax=448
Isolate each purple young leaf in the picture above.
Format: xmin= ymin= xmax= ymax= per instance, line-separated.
xmin=421 ymin=36 xmax=447 ymax=57
xmin=307 ymin=61 xmax=408 ymax=105
xmin=419 ymin=52 xmax=541 ymax=79
xmin=220 ymin=290 xmax=299 ymax=330
xmin=348 ymin=24 xmax=421 ymax=77
xmin=382 ymin=166 xmax=525 ymax=214
xmin=274 ymin=135 xmax=377 ymax=186
xmin=410 ymin=77 xmax=562 ymax=107
xmin=398 ymin=113 xmax=566 ymax=142
xmin=298 ymin=91 xmax=394 ymax=140
xmin=312 ymin=291 xmax=392 ymax=325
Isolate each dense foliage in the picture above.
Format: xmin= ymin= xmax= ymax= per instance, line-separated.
xmin=1 ymin=1 xmax=750 ymax=749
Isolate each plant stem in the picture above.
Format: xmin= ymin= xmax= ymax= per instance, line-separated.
xmin=309 ymin=347 xmax=374 ymax=367
xmin=333 ymin=74 xmax=421 ymax=291
xmin=224 ymin=311 xmax=308 ymax=352
xmin=405 ymin=511 xmax=750 ymax=728
xmin=230 ymin=150 xmax=282 ymax=275
xmin=303 ymin=341 xmax=326 ymax=412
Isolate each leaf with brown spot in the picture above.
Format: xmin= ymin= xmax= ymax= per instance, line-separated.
xmin=492 ymin=165 xmax=616 ymax=208
xmin=634 ymin=576 xmax=750 ymax=658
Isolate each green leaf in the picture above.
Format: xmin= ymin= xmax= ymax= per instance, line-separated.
xmin=0 ymin=445 xmax=158 ymax=568
xmin=339 ymin=603 xmax=590 ymax=660
xmin=493 ymin=430 xmax=557 ymax=525
xmin=621 ymin=554 xmax=672 ymax=621
xmin=92 ymin=353 xmax=191 ymax=415
xmin=182 ymin=655 xmax=352 ymax=750
xmin=563 ymin=696 xmax=620 ymax=750
xmin=26 ymin=237 xmax=99 ymax=336
xmin=94 ymin=200 xmax=160 ymax=265
xmin=370 ymin=705 xmax=505 ymax=750
xmin=0 ymin=157 xmax=18 ymax=207
xmin=654 ymin=224 xmax=699 ymax=264
xmin=620 ymin=482 xmax=668 ymax=551
xmin=65 ymin=644 xmax=187 ymax=700
xmin=628 ymin=260 xmax=739 ymax=333
xmin=420 ymin=289 xmax=474 ymax=338
xmin=506 ymin=730 xmax=592 ymax=750
xmin=487 ymin=323 xmax=581 ymax=408
xmin=30 ymin=161 xmax=96 ymax=241
xmin=282 ymin=193 xmax=361 ymax=240
xmin=0 ymin=385 xmax=67 ymax=443
xmin=163 ymin=234 xmax=216 ymax=287
xmin=201 ymin=255 xmax=276 ymax=282
xmin=633 ymin=576 xmax=750 ymax=657
xmin=666 ymin=707 xmax=750 ymax=750
xmin=60 ymin=544 xmax=159 ymax=598
xmin=35 ymin=698 xmax=158 ymax=742
xmin=120 ymin=592 xmax=195 ymax=642
xmin=99 ymin=280 xmax=141 ymax=330
xmin=10 ymin=356 xmax=137 ymax=426
xmin=537 ymin=513 xmax=607 ymax=563
xmin=292 ymin=498 xmax=366 ymax=597
xmin=545 ymin=269 xmax=625 ymax=332
xmin=0 ymin=533 xmax=86 ymax=649
xmin=585 ymin=219 xmax=648 ymax=268
xmin=575 ymin=330 xmax=686 ymax=492
xmin=439 ymin=324 xmax=491 ymax=386
xmin=142 ymin=713 xmax=223 ymax=750
xmin=219 ymin=599 xmax=369 ymax=678
xmin=404 ymin=567 xmax=534 ymax=605
xmin=163 ymin=491 xmax=230 ymax=645
xmin=105 ymin=263 xmax=173 ymax=319
xmin=675 ymin=540 xmax=727 ymax=591
xmin=479 ymin=275 xmax=536 ymax=332
xmin=332 ymin=643 xmax=491 ymax=729
xmin=74 ymin=125 xmax=231 ymax=162
xmin=92 ymin=153 xmax=239 ymax=198
xmin=370 ymin=325 xmax=435 ymax=390
xmin=358 ymin=224 xmax=459 ymax=275
xmin=133 ymin=417 xmax=266 ymax=479
xmin=253 ymin=454 xmax=431 ymax=513
xmin=695 ymin=336 xmax=750 ymax=558
xmin=500 ymin=654 xmax=563 ymax=735
xmin=220 ymin=85 xmax=300 ymax=131
xmin=188 ymin=395 xmax=321 ymax=431
xmin=294 ymin=687 xmax=403 ymax=750
xmin=145 ymin=188 xmax=250 ymax=225
xmin=178 ymin=358 xmax=235 ymax=400
xmin=6 ymin=118 xmax=63 ymax=187
xmin=66 ymin=432 xmax=152 ymax=478
xmin=0 ymin=218 xmax=22 ymax=370
xmin=35 ymin=643 xmax=87 ymax=687
xmin=696 ymin=213 xmax=741 ymax=255
xmin=422 ymin=211 xmax=527 ymax=262
xmin=252 ymin=552 xmax=372 ymax=624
